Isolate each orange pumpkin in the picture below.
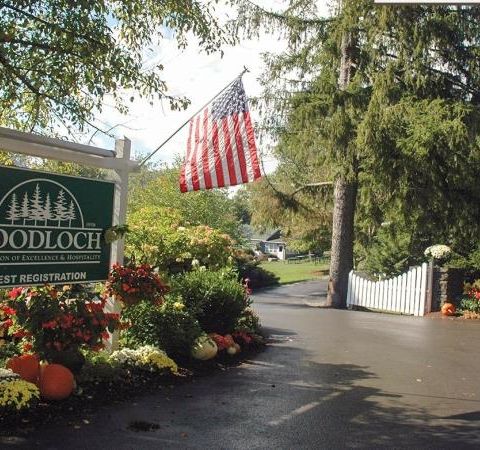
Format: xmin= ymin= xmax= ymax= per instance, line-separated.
xmin=39 ymin=364 xmax=74 ymax=401
xmin=6 ymin=354 xmax=40 ymax=383
xmin=441 ymin=302 xmax=456 ymax=316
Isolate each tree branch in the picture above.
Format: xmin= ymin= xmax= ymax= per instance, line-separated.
xmin=242 ymin=0 xmax=332 ymax=26
xmin=291 ymin=181 xmax=333 ymax=197
xmin=0 ymin=3 xmax=106 ymax=47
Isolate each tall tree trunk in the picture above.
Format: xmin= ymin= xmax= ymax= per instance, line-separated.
xmin=327 ymin=180 xmax=357 ymax=307
xmin=326 ymin=27 xmax=358 ymax=308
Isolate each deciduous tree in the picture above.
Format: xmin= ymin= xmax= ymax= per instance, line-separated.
xmin=0 ymin=0 xmax=232 ymax=134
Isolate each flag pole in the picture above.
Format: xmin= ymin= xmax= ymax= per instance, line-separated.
xmin=137 ymin=67 xmax=249 ymax=168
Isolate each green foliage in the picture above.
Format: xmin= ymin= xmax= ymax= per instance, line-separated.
xmin=125 ymin=205 xmax=235 ymax=272
xmin=231 ymin=187 xmax=252 ymax=224
xmin=33 ymin=160 xmax=107 ymax=180
xmin=459 ymin=297 xmax=480 ymax=314
xmin=0 ymin=1 xmax=232 ymax=132
xmin=128 ymin=166 xmax=243 ymax=241
xmin=235 ymin=308 xmax=261 ymax=335
xmin=170 ymin=269 xmax=247 ymax=334
xmin=234 ymin=250 xmax=279 ymax=289
xmin=238 ymin=1 xmax=480 ymax=275
xmin=359 ymin=223 xmax=417 ymax=277
xmin=120 ymin=297 xmax=203 ymax=359
xmin=0 ymin=342 xmax=19 ymax=368
xmin=459 ymin=280 xmax=480 ymax=314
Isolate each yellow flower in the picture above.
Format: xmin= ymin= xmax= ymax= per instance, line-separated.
xmin=0 ymin=380 xmax=40 ymax=411
xmin=137 ymin=346 xmax=178 ymax=374
xmin=173 ymin=302 xmax=185 ymax=311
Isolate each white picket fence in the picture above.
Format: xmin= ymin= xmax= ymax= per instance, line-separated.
xmin=346 ymin=263 xmax=430 ymax=316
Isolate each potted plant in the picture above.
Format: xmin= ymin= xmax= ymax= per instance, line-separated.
xmin=105 ymin=262 xmax=168 ymax=307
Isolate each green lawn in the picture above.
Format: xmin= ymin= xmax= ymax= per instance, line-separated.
xmin=260 ymin=260 xmax=330 ymax=285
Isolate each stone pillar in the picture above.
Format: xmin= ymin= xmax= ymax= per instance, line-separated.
xmin=432 ymin=267 xmax=467 ymax=311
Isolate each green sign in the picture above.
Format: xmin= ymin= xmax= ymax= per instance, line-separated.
xmin=0 ymin=166 xmax=114 ymax=288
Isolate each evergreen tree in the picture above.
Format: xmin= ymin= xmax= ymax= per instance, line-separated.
xmin=53 ymin=190 xmax=68 ymax=226
xmin=30 ymin=184 xmax=45 ymax=225
xmin=6 ymin=193 xmax=19 ymax=224
xmin=20 ymin=192 xmax=30 ymax=225
xmin=66 ymin=201 xmax=76 ymax=227
xmin=43 ymin=193 xmax=53 ymax=225
xmin=237 ymin=0 xmax=480 ymax=305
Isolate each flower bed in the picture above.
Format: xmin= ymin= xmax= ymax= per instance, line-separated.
xmin=0 ymin=263 xmax=264 ymax=433
xmin=458 ymin=279 xmax=480 ymax=319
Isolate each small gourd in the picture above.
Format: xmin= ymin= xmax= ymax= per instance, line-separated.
xmin=223 ymin=334 xmax=235 ymax=348
xmin=191 ymin=335 xmax=218 ymax=360
xmin=6 ymin=354 xmax=40 ymax=384
xmin=226 ymin=346 xmax=237 ymax=356
xmin=39 ymin=364 xmax=74 ymax=401
xmin=441 ymin=302 xmax=456 ymax=316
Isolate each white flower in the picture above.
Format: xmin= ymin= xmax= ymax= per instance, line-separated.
xmin=191 ymin=258 xmax=200 ymax=267
xmin=424 ymin=245 xmax=452 ymax=260
xmin=109 ymin=348 xmax=138 ymax=366
xmin=0 ymin=368 xmax=18 ymax=380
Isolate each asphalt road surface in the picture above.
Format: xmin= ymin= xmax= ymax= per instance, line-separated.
xmin=4 ymin=280 xmax=480 ymax=449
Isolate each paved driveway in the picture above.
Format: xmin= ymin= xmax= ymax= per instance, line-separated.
xmin=4 ymin=280 xmax=480 ymax=449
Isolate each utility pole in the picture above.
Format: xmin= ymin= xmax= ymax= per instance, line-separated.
xmin=326 ymin=6 xmax=358 ymax=308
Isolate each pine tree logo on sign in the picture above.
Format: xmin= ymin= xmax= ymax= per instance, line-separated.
xmin=0 ymin=167 xmax=114 ymax=288
xmin=2 ymin=180 xmax=83 ymax=228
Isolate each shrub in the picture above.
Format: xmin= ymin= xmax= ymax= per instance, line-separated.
xmin=120 ymin=297 xmax=203 ymax=359
xmin=170 ymin=269 xmax=247 ymax=334
xmin=235 ymin=308 xmax=261 ymax=334
xmin=2 ymin=286 xmax=120 ymax=359
xmin=459 ymin=280 xmax=480 ymax=314
xmin=126 ymin=206 xmax=235 ymax=273
xmin=234 ymin=251 xmax=279 ymax=289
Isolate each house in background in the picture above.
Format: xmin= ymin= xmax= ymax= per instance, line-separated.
xmin=243 ymin=226 xmax=288 ymax=260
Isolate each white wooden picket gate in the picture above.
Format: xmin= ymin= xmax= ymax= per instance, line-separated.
xmin=346 ymin=263 xmax=430 ymax=316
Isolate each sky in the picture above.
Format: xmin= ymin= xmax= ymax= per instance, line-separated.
xmin=91 ymin=1 xmax=331 ymax=174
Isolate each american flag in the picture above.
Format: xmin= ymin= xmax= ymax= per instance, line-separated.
xmin=179 ymin=77 xmax=262 ymax=192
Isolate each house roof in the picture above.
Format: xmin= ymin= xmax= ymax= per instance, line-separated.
xmin=243 ymin=225 xmax=285 ymax=243
xmin=266 ymin=238 xmax=285 ymax=244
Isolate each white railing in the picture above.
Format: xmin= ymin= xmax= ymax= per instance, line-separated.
xmin=346 ymin=263 xmax=429 ymax=316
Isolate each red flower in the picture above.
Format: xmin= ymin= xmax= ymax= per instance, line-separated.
xmin=1 ymin=306 xmax=16 ymax=316
xmin=42 ymin=320 xmax=57 ymax=330
xmin=101 ymin=331 xmax=110 ymax=340
xmin=22 ymin=342 xmax=33 ymax=352
xmin=12 ymin=329 xmax=29 ymax=338
xmin=7 ymin=287 xmax=23 ymax=300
